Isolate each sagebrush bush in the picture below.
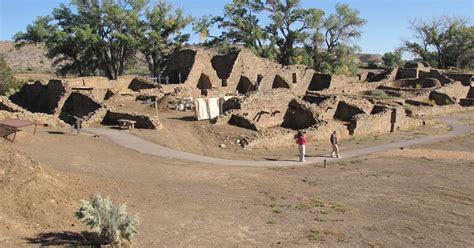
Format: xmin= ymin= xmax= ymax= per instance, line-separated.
xmin=75 ymin=194 xmax=139 ymax=247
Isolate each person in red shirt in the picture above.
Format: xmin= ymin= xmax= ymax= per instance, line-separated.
xmin=295 ymin=130 xmax=308 ymax=162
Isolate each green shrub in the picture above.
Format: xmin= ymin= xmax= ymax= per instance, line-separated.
xmin=75 ymin=194 xmax=139 ymax=247
xmin=0 ymin=56 xmax=22 ymax=95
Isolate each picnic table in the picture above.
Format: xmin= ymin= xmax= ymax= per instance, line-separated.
xmin=117 ymin=119 xmax=136 ymax=130
xmin=0 ymin=119 xmax=37 ymax=142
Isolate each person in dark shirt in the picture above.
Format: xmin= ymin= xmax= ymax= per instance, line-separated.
xmin=330 ymin=131 xmax=341 ymax=159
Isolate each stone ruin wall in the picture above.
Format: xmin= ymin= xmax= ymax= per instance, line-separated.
xmin=229 ymin=89 xmax=295 ymax=130
xmin=4 ymin=78 xmax=162 ymax=129
xmin=157 ymin=47 xmax=361 ymax=98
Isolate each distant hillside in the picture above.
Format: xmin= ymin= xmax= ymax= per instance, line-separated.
xmin=0 ymin=41 xmax=55 ymax=73
xmin=357 ymin=53 xmax=384 ymax=64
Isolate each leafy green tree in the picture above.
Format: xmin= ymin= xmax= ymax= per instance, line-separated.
xmin=72 ymin=0 xmax=146 ymax=79
xmin=0 ymin=56 xmax=21 ymax=95
xmin=322 ymin=3 xmax=366 ymax=54
xmin=14 ymin=16 xmax=54 ymax=47
xmin=196 ymin=0 xmax=324 ymax=65
xmin=46 ymin=4 xmax=101 ymax=76
xmin=217 ymin=0 xmax=267 ymax=55
xmin=15 ymin=0 xmax=151 ymax=79
xmin=403 ymin=16 xmax=474 ymax=69
xmin=310 ymin=3 xmax=366 ymax=75
xmin=139 ymin=0 xmax=192 ymax=77
xmin=254 ymin=0 xmax=325 ymax=65
xmin=312 ymin=45 xmax=360 ymax=75
xmin=382 ymin=51 xmax=403 ymax=68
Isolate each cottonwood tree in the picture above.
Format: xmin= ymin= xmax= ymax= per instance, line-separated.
xmin=15 ymin=0 xmax=192 ymax=79
xmin=72 ymin=0 xmax=146 ymax=79
xmin=382 ymin=50 xmax=404 ymax=68
xmin=309 ymin=3 xmax=366 ymax=75
xmin=198 ymin=1 xmax=365 ymax=74
xmin=138 ymin=0 xmax=192 ymax=78
xmin=196 ymin=0 xmax=324 ymax=65
xmin=14 ymin=16 xmax=54 ymax=47
xmin=255 ymin=0 xmax=325 ymax=65
xmin=403 ymin=16 xmax=474 ymax=69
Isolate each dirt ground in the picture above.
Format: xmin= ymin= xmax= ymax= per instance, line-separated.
xmin=131 ymin=109 xmax=452 ymax=161
xmin=0 ymin=111 xmax=472 ymax=247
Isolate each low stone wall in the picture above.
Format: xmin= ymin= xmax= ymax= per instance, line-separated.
xmin=349 ymin=112 xmax=393 ymax=136
xmin=429 ymin=91 xmax=455 ymax=105
xmin=230 ymin=89 xmax=294 ymax=130
xmin=101 ymin=111 xmax=161 ymax=129
xmin=81 ymin=107 xmax=109 ymax=127
xmin=334 ymin=98 xmax=373 ymax=121
xmin=0 ymin=96 xmax=24 ymax=112
xmin=9 ymin=80 xmax=69 ymax=115
xmin=435 ymin=82 xmax=470 ymax=102
xmin=410 ymin=105 xmax=471 ymax=117
xmin=460 ymin=98 xmax=474 ymax=107
xmin=128 ymin=77 xmax=161 ymax=92
xmin=444 ymin=72 xmax=473 ymax=86
xmin=0 ymin=110 xmax=68 ymax=127
xmin=419 ymin=70 xmax=453 ymax=85
xmin=396 ymin=68 xmax=418 ymax=79
xmin=246 ymin=120 xmax=350 ymax=149
xmin=228 ymin=114 xmax=259 ymax=131
xmin=369 ymin=67 xmax=398 ymax=82
xmin=58 ymin=92 xmax=104 ymax=125
xmin=467 ymin=86 xmax=474 ymax=98
xmin=281 ymin=98 xmax=320 ymax=129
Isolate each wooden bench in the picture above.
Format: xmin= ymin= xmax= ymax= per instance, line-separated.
xmin=117 ymin=119 xmax=136 ymax=130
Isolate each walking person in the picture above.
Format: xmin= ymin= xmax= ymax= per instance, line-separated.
xmin=330 ymin=131 xmax=341 ymax=159
xmin=296 ymin=130 xmax=308 ymax=162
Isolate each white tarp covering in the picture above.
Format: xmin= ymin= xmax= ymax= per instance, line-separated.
xmin=194 ymin=98 xmax=209 ymax=120
xmin=207 ymin=98 xmax=220 ymax=119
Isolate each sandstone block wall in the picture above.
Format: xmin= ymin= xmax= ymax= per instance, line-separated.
xmin=438 ymin=83 xmax=470 ymax=100
xmin=10 ymin=80 xmax=68 ymax=114
xmin=58 ymin=92 xmax=104 ymax=125
xmin=128 ymin=77 xmax=161 ymax=92
xmin=419 ymin=70 xmax=453 ymax=85
xmin=229 ymin=89 xmax=295 ymax=130
xmin=0 ymin=110 xmax=68 ymax=127
xmin=444 ymin=72 xmax=473 ymax=86
xmin=468 ymin=87 xmax=474 ymax=98
xmin=281 ymin=98 xmax=321 ymax=129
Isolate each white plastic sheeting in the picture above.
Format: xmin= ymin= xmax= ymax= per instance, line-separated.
xmin=194 ymin=98 xmax=209 ymax=120
xmin=207 ymin=98 xmax=220 ymax=119
xmin=194 ymin=96 xmax=238 ymax=121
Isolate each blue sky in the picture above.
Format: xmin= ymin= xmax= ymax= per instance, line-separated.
xmin=1 ymin=0 xmax=473 ymax=55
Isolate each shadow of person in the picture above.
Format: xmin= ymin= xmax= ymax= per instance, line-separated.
xmin=24 ymin=231 xmax=98 ymax=247
xmin=263 ymin=157 xmax=299 ymax=162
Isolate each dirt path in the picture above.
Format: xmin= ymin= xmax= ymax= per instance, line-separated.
xmin=83 ymin=116 xmax=470 ymax=167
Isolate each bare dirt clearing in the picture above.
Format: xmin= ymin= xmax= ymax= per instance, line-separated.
xmin=0 ymin=112 xmax=471 ymax=247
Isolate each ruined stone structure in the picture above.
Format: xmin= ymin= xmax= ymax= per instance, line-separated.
xmin=1 ymin=47 xmax=472 ymax=148
xmin=5 ymin=77 xmax=162 ymax=129
xmin=159 ymin=48 xmax=357 ymax=97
